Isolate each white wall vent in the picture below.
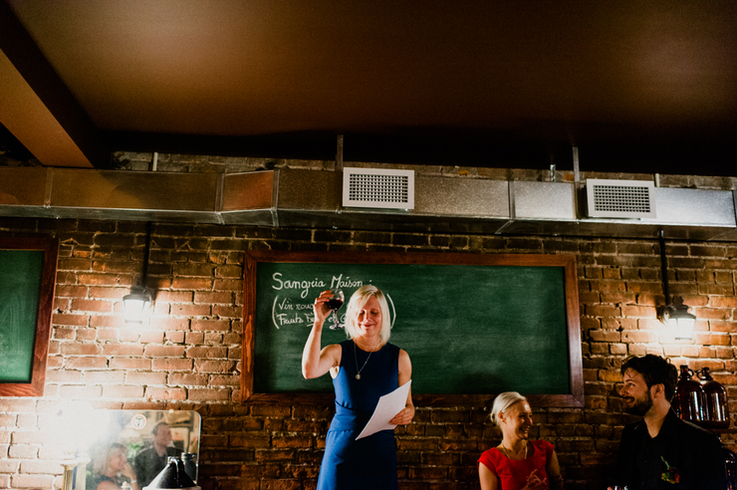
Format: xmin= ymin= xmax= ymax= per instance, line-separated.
xmin=342 ymin=168 xmax=414 ymax=209
xmin=586 ymin=179 xmax=656 ymax=219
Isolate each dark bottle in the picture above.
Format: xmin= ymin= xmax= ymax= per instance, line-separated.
xmin=181 ymin=453 xmax=198 ymax=483
xmin=674 ymin=365 xmax=705 ymax=424
xmin=176 ymin=457 xmax=197 ymax=488
xmin=700 ymin=367 xmax=730 ymax=430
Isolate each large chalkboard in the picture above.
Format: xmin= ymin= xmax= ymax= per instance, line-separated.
xmin=0 ymin=236 xmax=59 ymax=396
xmin=242 ymin=251 xmax=583 ymax=407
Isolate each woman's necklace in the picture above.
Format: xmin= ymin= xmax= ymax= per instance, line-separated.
xmin=353 ymin=341 xmax=373 ymax=380
xmin=499 ymin=442 xmax=528 ymax=460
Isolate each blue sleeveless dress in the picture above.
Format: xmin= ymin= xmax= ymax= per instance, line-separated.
xmin=316 ymin=340 xmax=401 ymax=490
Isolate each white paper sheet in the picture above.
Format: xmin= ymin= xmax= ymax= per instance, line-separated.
xmin=355 ymin=380 xmax=412 ymax=440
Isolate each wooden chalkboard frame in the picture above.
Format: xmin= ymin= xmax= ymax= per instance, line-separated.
xmin=241 ymin=251 xmax=583 ymax=407
xmin=0 ymin=236 xmax=59 ymax=396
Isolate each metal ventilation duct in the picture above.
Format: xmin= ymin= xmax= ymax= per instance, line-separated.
xmin=0 ymin=167 xmax=735 ymax=241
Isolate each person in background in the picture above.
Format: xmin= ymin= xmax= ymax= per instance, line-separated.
xmin=608 ymin=354 xmax=727 ymax=490
xmin=478 ymin=391 xmax=564 ymax=490
xmin=134 ymin=422 xmax=181 ymax=489
xmin=92 ymin=442 xmax=139 ymax=490
xmin=302 ymin=285 xmax=414 ymax=490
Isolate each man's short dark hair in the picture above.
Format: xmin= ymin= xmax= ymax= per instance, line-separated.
xmin=152 ymin=421 xmax=170 ymax=435
xmin=621 ymin=354 xmax=678 ymax=402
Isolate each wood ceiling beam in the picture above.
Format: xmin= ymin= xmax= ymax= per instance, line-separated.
xmin=0 ymin=0 xmax=107 ymax=168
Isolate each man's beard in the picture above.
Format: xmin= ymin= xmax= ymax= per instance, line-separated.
xmin=624 ymin=390 xmax=653 ymax=416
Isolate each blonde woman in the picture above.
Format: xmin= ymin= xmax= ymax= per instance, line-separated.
xmin=478 ymin=392 xmax=564 ymax=490
xmin=302 ymin=285 xmax=414 ymax=490
xmin=92 ymin=443 xmax=139 ymax=490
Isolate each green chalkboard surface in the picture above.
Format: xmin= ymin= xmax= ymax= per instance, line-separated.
xmin=0 ymin=250 xmax=44 ymax=382
xmin=242 ymin=251 xmax=583 ymax=407
xmin=0 ymin=237 xmax=59 ymax=396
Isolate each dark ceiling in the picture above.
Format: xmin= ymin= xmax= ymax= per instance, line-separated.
xmin=1 ymin=0 xmax=736 ymax=175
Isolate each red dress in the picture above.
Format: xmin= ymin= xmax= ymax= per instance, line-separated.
xmin=478 ymin=440 xmax=554 ymax=490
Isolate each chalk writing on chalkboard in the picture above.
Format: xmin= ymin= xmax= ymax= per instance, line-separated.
xmin=242 ymin=251 xmax=583 ymax=408
xmin=267 ymin=272 xmax=396 ymax=330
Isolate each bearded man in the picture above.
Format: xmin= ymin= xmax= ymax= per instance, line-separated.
xmin=608 ymin=355 xmax=727 ymax=490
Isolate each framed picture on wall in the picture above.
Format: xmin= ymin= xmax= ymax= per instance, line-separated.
xmin=0 ymin=236 xmax=59 ymax=396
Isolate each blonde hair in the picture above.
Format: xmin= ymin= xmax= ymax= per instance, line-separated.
xmin=93 ymin=442 xmax=126 ymax=475
xmin=490 ymin=391 xmax=527 ymax=426
xmin=344 ymin=285 xmax=392 ymax=343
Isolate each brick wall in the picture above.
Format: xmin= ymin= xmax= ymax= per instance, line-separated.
xmin=0 ymin=216 xmax=735 ymax=490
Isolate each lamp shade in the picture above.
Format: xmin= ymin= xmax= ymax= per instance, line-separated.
xmin=144 ymin=457 xmax=199 ymax=490
xmin=123 ymin=286 xmax=153 ymax=324
xmin=658 ymin=297 xmax=696 ymax=339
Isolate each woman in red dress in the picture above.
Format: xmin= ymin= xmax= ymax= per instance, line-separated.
xmin=478 ymin=392 xmax=564 ymax=490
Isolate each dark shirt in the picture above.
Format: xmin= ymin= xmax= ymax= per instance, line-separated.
xmin=614 ymin=409 xmax=727 ymax=490
xmin=134 ymin=446 xmax=181 ymax=489
xmin=91 ymin=474 xmax=123 ymax=490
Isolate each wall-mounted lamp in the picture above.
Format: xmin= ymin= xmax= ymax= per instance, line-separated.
xmin=657 ymin=230 xmax=696 ymax=339
xmin=123 ymin=285 xmax=153 ymax=324
xmin=124 ymin=222 xmax=154 ymax=324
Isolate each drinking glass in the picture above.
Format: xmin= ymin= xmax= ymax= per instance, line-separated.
xmin=326 ymin=289 xmax=345 ymax=330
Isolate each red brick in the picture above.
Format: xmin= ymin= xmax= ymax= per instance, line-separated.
xmin=192 ymin=319 xmax=231 ymax=331
xmin=165 ymin=331 xmax=185 ymax=343
xmin=102 ymin=344 xmax=143 ymax=356
xmin=91 ymin=260 xmax=141 ymax=273
xmin=78 ymin=273 xmax=126 ymax=286
xmin=187 ymin=346 xmax=227 ymax=358
xmin=103 ymin=385 xmax=145 ymax=398
xmin=58 ymin=258 xmax=92 ymax=271
xmin=231 ymin=435 xmax=272 ymax=448
xmin=585 ymin=305 xmax=621 ymax=317
xmin=156 ymin=291 xmax=194 ymax=302
xmin=215 ymin=265 xmax=242 ymax=278
xmin=194 ymin=360 xmax=236 ymax=373
xmin=150 ymin=317 xmax=190 ymax=330
xmin=53 ymin=314 xmax=89 ymax=326
xmin=152 ymin=358 xmax=193 ymax=371
xmin=621 ymin=330 xmax=659 ymax=343
xmin=209 ymin=374 xmax=239 ymax=386
xmin=144 ymin=345 xmax=186 ymax=357
xmin=172 ymin=278 xmax=213 ymax=290
xmin=89 ymin=315 xmax=126 ymax=328
xmin=55 ymin=285 xmax=88 ymax=298
xmin=214 ymin=279 xmax=241 ymax=291
xmin=110 ymin=358 xmax=151 ymax=370
xmin=169 ymin=373 xmax=208 ymax=385
xmin=213 ymin=306 xmax=241 ymax=318
xmin=138 ymin=329 xmax=164 ymax=344
xmin=188 ymin=388 xmax=231 ymax=401
xmin=59 ymin=385 xmax=103 ymax=398
xmin=60 ymin=342 xmax=102 ymax=355
xmin=125 ymin=372 xmax=167 ymax=385
xmin=144 ymin=387 xmax=187 ymax=400
xmin=76 ymin=328 xmax=98 ymax=341
xmin=71 ymin=299 xmax=114 ymax=312
xmin=174 ymin=263 xmax=216 ymax=276
xmin=65 ymin=357 xmax=109 ymax=369
xmin=21 ymin=459 xmax=69 ymax=474
xmin=88 ymin=286 xmax=128 ymax=299
xmin=194 ymin=291 xmax=234 ymax=304
xmin=11 ymin=475 xmax=54 ymax=489
xmin=53 ymin=328 xmax=76 ymax=340
xmin=171 ymin=304 xmax=212 ymax=316
xmin=8 ymin=444 xmax=38 ymax=458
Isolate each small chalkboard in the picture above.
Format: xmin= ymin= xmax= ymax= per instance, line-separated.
xmin=242 ymin=251 xmax=583 ymax=407
xmin=0 ymin=236 xmax=58 ymax=396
